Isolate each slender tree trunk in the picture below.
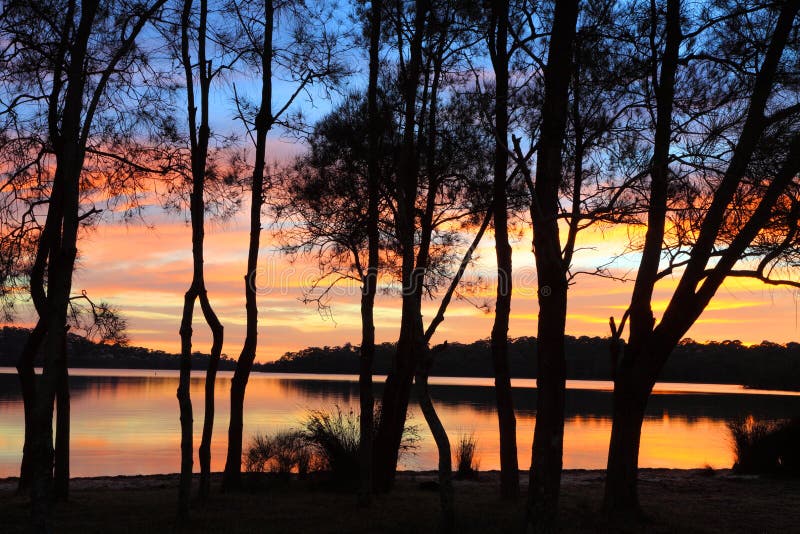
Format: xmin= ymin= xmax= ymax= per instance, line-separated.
xmin=177 ymin=287 xmax=197 ymax=520
xmin=31 ymin=157 xmax=84 ymax=532
xmin=359 ymin=0 xmax=382 ymax=507
xmin=17 ymin=97 xmax=61 ymax=494
xmin=198 ymin=292 xmax=223 ymax=502
xmin=223 ymin=0 xmax=274 ymax=491
xmin=525 ymin=0 xmax=579 ymax=530
xmin=177 ymin=0 xmax=223 ymax=513
xmin=31 ymin=324 xmax=67 ymax=532
xmin=358 ymin=293 xmax=376 ymax=506
xmin=416 ymin=350 xmax=454 ymax=534
xmin=53 ymin=332 xmax=69 ymax=502
xmin=489 ymin=0 xmax=519 ymax=500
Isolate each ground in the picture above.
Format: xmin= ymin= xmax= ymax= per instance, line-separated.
xmin=2 ymin=469 xmax=799 ymax=532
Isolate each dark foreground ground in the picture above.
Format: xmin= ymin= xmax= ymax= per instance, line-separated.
xmin=2 ymin=469 xmax=799 ymax=533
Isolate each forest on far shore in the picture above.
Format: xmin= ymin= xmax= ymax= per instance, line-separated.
xmin=2 ymin=326 xmax=798 ymax=391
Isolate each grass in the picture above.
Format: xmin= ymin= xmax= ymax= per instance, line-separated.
xmin=3 ymin=469 xmax=800 ymax=533
xmin=454 ymin=433 xmax=479 ymax=479
xmin=245 ymin=430 xmax=314 ymax=476
xmin=246 ymin=406 xmax=420 ymax=487
xmin=728 ymin=416 xmax=800 ymax=474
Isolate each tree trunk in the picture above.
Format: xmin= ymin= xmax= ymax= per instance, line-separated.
xmin=373 ymin=315 xmax=419 ymax=492
xmin=198 ymin=292 xmax=223 ymax=502
xmin=177 ymin=0 xmax=224 ymax=512
xmin=53 ymin=332 xmax=69 ymax=502
xmin=358 ymin=303 xmax=375 ymax=505
xmin=489 ymin=0 xmax=519 ymax=500
xmin=31 ymin=156 xmax=84 ymax=532
xmin=525 ymin=0 xmax=579 ymax=530
xmin=223 ymin=323 xmax=256 ymax=490
xmin=416 ymin=354 xmax=454 ymax=534
xmin=526 ymin=285 xmax=568 ymax=531
xmin=222 ymin=0 xmax=274 ymax=491
xmin=222 ymin=0 xmax=275 ymax=490
xmin=16 ymin=319 xmax=46 ymax=493
xmin=177 ymin=288 xmax=196 ymax=520
xmin=603 ymin=367 xmax=650 ymax=524
xmin=373 ymin=0 xmax=428 ymax=493
xmin=358 ymin=0 xmax=382 ymax=507
xmin=30 ymin=324 xmax=66 ymax=532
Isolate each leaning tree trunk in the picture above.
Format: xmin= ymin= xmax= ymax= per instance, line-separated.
xmin=489 ymin=0 xmax=519 ymax=500
xmin=416 ymin=348 xmax=454 ymax=534
xmin=373 ymin=306 xmax=420 ymax=492
xmin=373 ymin=0 xmax=429 ymax=493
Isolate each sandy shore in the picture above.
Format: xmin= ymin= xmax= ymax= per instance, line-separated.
xmin=2 ymin=469 xmax=799 ymax=532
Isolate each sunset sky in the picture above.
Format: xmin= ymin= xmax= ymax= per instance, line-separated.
xmin=47 ymin=169 xmax=800 ymax=363
xmin=6 ymin=43 xmax=799 ymax=363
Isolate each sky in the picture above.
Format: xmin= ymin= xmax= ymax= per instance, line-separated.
xmin=41 ymin=188 xmax=799 ymax=363
xmin=4 ymin=5 xmax=800 ymax=362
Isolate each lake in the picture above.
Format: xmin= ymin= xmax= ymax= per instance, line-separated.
xmin=2 ymin=367 xmax=800 ymax=478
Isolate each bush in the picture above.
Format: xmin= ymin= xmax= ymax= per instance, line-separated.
xmin=245 ymin=430 xmax=314 ymax=476
xmin=454 ymin=432 xmax=479 ymax=479
xmin=298 ymin=405 xmax=419 ymax=484
xmin=728 ymin=416 xmax=800 ymax=475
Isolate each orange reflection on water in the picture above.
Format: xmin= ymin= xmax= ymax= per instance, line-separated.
xmin=1 ymin=369 xmax=797 ymax=477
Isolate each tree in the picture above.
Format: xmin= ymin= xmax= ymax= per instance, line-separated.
xmin=503 ymin=1 xmax=646 ymax=526
xmin=222 ymin=0 xmax=348 ymax=490
xmin=371 ymin=0 xmax=496 ymax=493
xmin=521 ymin=0 xmax=579 ymax=528
xmin=360 ymin=0 xmax=383 ymax=507
xmin=487 ymin=0 xmax=519 ymax=500
xmin=603 ymin=0 xmax=800 ymax=522
xmin=0 ymin=0 xmax=170 ymax=528
xmin=174 ymin=0 xmax=230 ymax=515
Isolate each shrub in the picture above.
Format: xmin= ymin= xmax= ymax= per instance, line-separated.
xmin=728 ymin=416 xmax=800 ymax=475
xmin=454 ymin=432 xmax=479 ymax=479
xmin=298 ymin=405 xmax=419 ymax=484
xmin=245 ymin=430 xmax=314 ymax=476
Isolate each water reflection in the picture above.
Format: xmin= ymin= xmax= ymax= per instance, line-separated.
xmin=1 ymin=368 xmax=799 ymax=477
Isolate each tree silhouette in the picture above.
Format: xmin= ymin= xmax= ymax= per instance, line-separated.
xmin=222 ymin=0 xmax=348 ymax=490
xmin=603 ymin=0 xmax=800 ymax=522
xmin=173 ymin=0 xmax=232 ymax=515
xmin=0 ymin=0 xmax=170 ymax=527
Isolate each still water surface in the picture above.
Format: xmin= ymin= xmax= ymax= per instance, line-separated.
xmin=2 ymin=368 xmax=799 ymax=477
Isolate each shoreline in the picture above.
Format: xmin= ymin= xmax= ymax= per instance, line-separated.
xmin=3 ymin=468 xmax=799 ymax=532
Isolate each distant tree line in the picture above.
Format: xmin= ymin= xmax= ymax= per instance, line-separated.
xmin=3 ymin=326 xmax=799 ymax=390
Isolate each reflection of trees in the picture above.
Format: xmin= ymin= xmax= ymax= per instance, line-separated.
xmin=0 ymin=374 xmax=212 ymax=402
xmin=277 ymin=378 xmax=800 ymax=422
xmin=2 ymin=373 xmax=799 ymax=423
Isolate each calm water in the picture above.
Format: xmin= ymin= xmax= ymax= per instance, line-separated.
xmin=1 ymin=367 xmax=800 ymax=477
